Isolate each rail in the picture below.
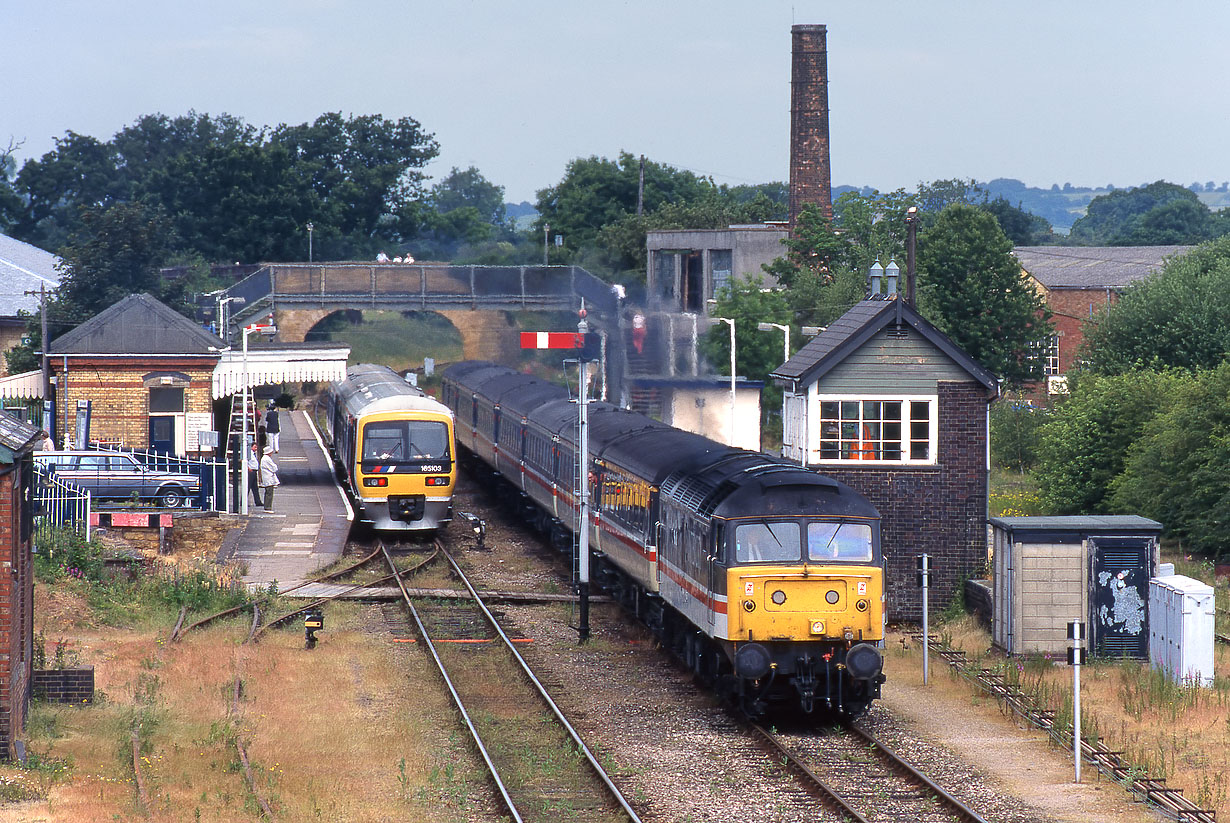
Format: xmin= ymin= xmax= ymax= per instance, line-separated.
xmin=920 ymin=632 xmax=1217 ymax=823
xmin=385 ymin=541 xmax=642 ymax=823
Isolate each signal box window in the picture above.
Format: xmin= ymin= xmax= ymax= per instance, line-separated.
xmin=807 ymin=522 xmax=873 ymax=561
xmin=818 ymin=395 xmax=936 ymax=465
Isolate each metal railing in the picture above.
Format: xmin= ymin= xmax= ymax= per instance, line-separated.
xmin=89 ymin=444 xmax=227 ymax=512
xmin=33 ymin=464 xmax=92 ymax=543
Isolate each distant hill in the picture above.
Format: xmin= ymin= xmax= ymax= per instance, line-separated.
xmin=510 ymin=180 xmax=1230 ymax=236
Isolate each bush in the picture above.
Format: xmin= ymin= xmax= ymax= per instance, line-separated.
xmin=1034 ymin=370 xmax=1186 ymax=514
xmin=990 ymin=394 xmax=1050 ymax=472
xmin=1110 ymin=363 xmax=1230 ymax=560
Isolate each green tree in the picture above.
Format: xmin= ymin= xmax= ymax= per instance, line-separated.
xmin=989 ymin=394 xmax=1051 ymax=473
xmin=430 ymin=166 xmax=506 ymax=226
xmin=1078 ymin=236 xmax=1230 ymax=374
xmin=1109 ymin=364 xmax=1230 ymax=559
xmin=55 ymin=201 xmax=179 ymax=318
xmin=700 ymin=274 xmax=792 ymax=384
xmin=533 ymin=152 xmax=717 ymax=263
xmin=1067 ymin=180 xmax=1209 ymax=245
xmin=980 ymin=196 xmax=1054 ymax=245
xmin=916 ymin=203 xmax=1052 ymax=385
xmin=1033 ymin=370 xmax=1185 ymax=514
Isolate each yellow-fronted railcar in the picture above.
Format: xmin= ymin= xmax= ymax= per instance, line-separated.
xmin=324 ymin=364 xmax=456 ymax=533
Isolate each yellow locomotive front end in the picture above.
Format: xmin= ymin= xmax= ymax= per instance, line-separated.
xmin=731 ymin=564 xmax=884 ymax=646
xmin=355 ymin=410 xmax=456 ymax=531
xmin=723 ymin=518 xmax=886 ymax=715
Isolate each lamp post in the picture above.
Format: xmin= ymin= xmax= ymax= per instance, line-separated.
xmin=306 ymin=222 xmax=314 ymax=263
xmin=757 ymin=321 xmax=790 ymax=457
xmin=715 ymin=317 xmax=736 ymax=446
xmin=216 ymin=295 xmax=245 ymax=346
xmin=239 ymin=321 xmax=276 ymax=515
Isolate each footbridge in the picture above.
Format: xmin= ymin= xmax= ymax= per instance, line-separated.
xmin=222 ymin=262 xmax=625 ymax=385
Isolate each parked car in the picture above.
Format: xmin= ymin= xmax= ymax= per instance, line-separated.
xmin=34 ymin=450 xmax=201 ymax=508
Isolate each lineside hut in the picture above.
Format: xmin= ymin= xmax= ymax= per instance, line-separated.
xmin=0 ymin=411 xmax=44 ymax=759
xmin=770 ymin=294 xmax=998 ymax=621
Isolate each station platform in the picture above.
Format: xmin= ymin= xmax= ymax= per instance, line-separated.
xmin=221 ymin=410 xmax=353 ymax=590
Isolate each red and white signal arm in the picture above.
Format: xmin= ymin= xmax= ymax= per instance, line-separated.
xmin=520 ymin=332 xmax=585 ymax=349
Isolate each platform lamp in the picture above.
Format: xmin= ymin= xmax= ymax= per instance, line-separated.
xmin=713 ymin=317 xmax=736 ymax=446
xmin=307 ymin=222 xmax=314 ymax=263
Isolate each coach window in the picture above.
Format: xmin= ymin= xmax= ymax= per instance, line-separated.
xmin=817 ymin=396 xmax=937 ymax=464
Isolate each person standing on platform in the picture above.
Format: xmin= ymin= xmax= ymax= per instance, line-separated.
xmin=264 ymin=401 xmax=281 ymax=453
xmin=259 ymin=445 xmax=280 ymax=512
xmin=245 ymin=438 xmax=263 ymax=509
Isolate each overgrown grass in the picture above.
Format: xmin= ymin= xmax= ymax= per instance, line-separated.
xmin=310 ymin=310 xmax=464 ymax=372
xmin=903 ymin=600 xmax=1230 ymax=819
xmin=35 ymin=528 xmax=252 ymax=628
xmin=989 ymin=467 xmax=1046 ymax=517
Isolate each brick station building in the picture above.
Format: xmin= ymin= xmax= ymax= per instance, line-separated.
xmin=47 ymin=294 xmax=225 ymax=455
xmin=771 ymin=295 xmax=999 ymax=620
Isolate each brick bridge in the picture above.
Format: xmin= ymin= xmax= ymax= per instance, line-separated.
xmin=223 ymin=261 xmax=625 ymax=378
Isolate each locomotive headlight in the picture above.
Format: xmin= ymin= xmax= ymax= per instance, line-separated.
xmin=742 ymin=599 xmax=756 ymax=612
xmin=810 ymin=620 xmax=826 ymax=635
xmin=855 ymin=599 xmax=869 ymax=612
xmin=825 ymin=590 xmax=840 ymax=605
xmin=770 ymin=590 xmax=787 ymax=605
xmin=425 ymin=476 xmax=450 ymax=486
xmin=363 ymin=477 xmax=389 ymax=487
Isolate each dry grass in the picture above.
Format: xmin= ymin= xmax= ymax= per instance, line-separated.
xmin=0 ymin=596 xmax=490 ymax=822
xmin=888 ymin=615 xmax=1230 ymax=819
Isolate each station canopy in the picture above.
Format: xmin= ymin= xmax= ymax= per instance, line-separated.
xmin=211 ymin=345 xmax=350 ymax=399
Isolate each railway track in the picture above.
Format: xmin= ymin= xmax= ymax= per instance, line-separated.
xmin=379 ymin=540 xmax=643 ymax=823
xmin=751 ymin=721 xmax=990 ymax=823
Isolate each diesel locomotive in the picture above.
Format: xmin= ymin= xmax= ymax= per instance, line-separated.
xmin=442 ymin=360 xmax=886 ymax=717
xmin=323 ymin=364 xmax=456 ymax=533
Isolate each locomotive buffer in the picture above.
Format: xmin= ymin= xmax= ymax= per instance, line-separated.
xmin=520 ymin=311 xmax=599 ymax=642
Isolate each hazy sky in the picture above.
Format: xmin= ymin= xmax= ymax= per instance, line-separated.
xmin=5 ymin=2 xmax=1229 ymax=204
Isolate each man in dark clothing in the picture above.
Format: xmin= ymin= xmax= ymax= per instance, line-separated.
xmin=265 ymin=401 xmax=281 ymax=453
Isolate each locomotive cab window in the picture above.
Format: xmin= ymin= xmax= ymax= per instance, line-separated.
xmin=734 ymin=522 xmax=800 ymax=563
xmin=807 ymin=522 xmax=873 ymax=562
xmin=363 ymin=420 xmax=450 ymax=461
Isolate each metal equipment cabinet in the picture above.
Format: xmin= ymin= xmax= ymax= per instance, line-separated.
xmin=1148 ymin=574 xmax=1215 ymax=687
xmin=991 ymin=516 xmax=1161 ymax=657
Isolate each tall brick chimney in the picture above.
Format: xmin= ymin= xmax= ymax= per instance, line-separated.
xmin=789 ymin=24 xmax=832 ymax=227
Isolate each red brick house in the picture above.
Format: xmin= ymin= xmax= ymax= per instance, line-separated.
xmin=770 ymin=296 xmax=999 ymax=620
xmin=0 ymin=412 xmax=44 ymax=758
xmin=1013 ymin=246 xmax=1193 ymax=395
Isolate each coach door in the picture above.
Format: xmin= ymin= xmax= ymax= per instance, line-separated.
xmin=1089 ymin=537 xmax=1151 ymax=658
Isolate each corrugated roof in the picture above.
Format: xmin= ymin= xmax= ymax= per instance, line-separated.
xmin=1013 ymin=245 xmax=1193 ymax=289
xmin=0 ymin=233 xmax=61 ymax=317
xmin=49 ymin=293 xmax=225 ymax=355
xmin=769 ymin=298 xmax=998 ymax=393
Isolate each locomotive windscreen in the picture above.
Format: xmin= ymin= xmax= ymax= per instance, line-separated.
xmin=735 ymin=520 xmax=873 ymax=563
xmin=362 ymin=420 xmax=450 ymax=461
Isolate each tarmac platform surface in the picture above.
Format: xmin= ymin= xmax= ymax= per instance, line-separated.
xmin=224 ymin=409 xmax=353 ymax=590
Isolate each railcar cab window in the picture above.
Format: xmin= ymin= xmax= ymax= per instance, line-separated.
xmin=363 ymin=421 xmax=449 ymax=461
xmin=807 ymin=522 xmax=873 ymax=562
xmin=818 ymin=396 xmax=937 ymax=464
xmin=735 ymin=522 xmax=800 ymax=563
